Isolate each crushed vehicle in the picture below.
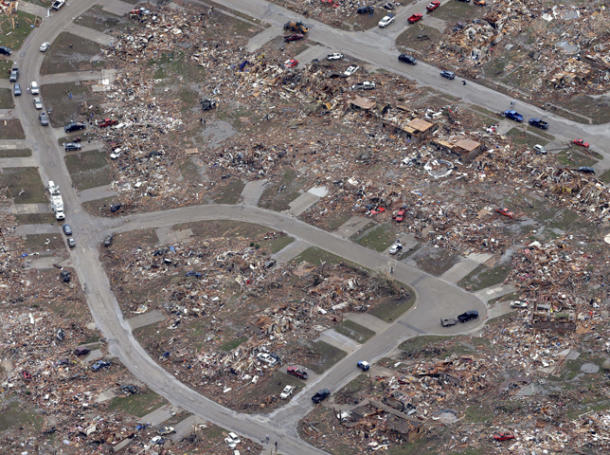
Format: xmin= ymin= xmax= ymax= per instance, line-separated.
xmin=287 ymin=366 xmax=308 ymax=380
xmin=344 ymin=65 xmax=359 ymax=77
xmin=351 ymin=81 xmax=376 ymax=91
xmin=98 ymin=118 xmax=118 ymax=128
xmin=327 ymin=53 xmax=344 ymax=61
xmin=284 ymin=33 xmax=304 ymax=42
xmin=284 ymin=21 xmax=308 ymax=34
xmin=90 ymin=360 xmax=111 ymax=371
xmin=284 ymin=58 xmax=299 ymax=68
xmin=392 ymin=207 xmax=407 ymax=222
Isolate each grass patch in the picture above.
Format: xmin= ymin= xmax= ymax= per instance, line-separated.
xmin=23 ymin=233 xmax=64 ymax=254
xmin=0 ymin=148 xmax=30 ymax=157
xmin=0 ymin=118 xmax=25 ymax=139
xmin=398 ymin=335 xmax=450 ymax=356
xmin=560 ymin=94 xmax=610 ymax=125
xmin=148 ymin=50 xmax=206 ymax=83
xmin=293 ymin=246 xmax=359 ymax=269
xmin=556 ymin=148 xmax=598 ymax=168
xmin=40 ymin=32 xmax=103 ymax=75
xmin=270 ymin=235 xmax=294 ymax=253
xmin=354 ymin=223 xmax=395 ymax=252
xmin=458 ymin=263 xmax=511 ymax=291
xmin=369 ymin=293 xmax=415 ymax=323
xmin=411 ymin=245 xmax=459 ymax=276
xmin=600 ymin=169 xmax=610 ymax=184
xmin=434 ymin=2 xmax=482 ymax=21
xmin=108 ymin=391 xmax=166 ymax=418
xmin=464 ymin=404 xmax=493 ymax=423
xmin=82 ymin=196 xmax=120 ymax=216
xmin=259 ymin=169 xmax=304 ymax=211
xmin=220 ymin=336 xmax=247 ymax=352
xmin=303 ymin=340 xmax=346 ymax=374
xmin=65 ymin=150 xmax=112 ymax=190
xmin=74 ymin=5 xmax=127 ymax=33
xmin=211 ymin=178 xmax=245 ymax=204
xmin=40 ymin=81 xmax=104 ymax=127
xmin=15 ymin=213 xmax=56 ymax=224
xmin=0 ymin=88 xmax=13 ymax=108
xmin=506 ymin=127 xmax=549 ymax=147
xmin=334 ymin=319 xmax=375 ymax=343
xmin=0 ymin=167 xmax=46 ymax=203
xmin=0 ymin=10 xmax=39 ymax=51
xmin=0 ymin=59 xmax=13 ymax=78
xmin=0 ymin=400 xmax=42 ymax=432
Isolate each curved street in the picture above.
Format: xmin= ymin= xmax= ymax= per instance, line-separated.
xmin=5 ymin=0 xmax=606 ymax=454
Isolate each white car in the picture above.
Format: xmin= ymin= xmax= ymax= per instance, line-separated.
xmin=256 ymin=352 xmax=278 ymax=366
xmin=533 ymin=144 xmax=547 ymax=155
xmin=327 ymin=52 xmax=344 ymax=61
xmin=280 ymin=385 xmax=295 ymax=399
xmin=225 ymin=432 xmax=241 ymax=449
xmin=510 ymin=300 xmax=528 ymax=309
xmin=389 ymin=240 xmax=402 ymax=255
xmin=30 ymin=81 xmax=40 ymax=95
xmin=343 ymin=65 xmax=359 ymax=77
xmin=378 ymin=14 xmax=395 ymax=28
xmin=33 ymin=96 xmax=43 ymax=110
xmin=51 ymin=0 xmax=65 ymax=11
xmin=40 ymin=42 xmax=50 ymax=52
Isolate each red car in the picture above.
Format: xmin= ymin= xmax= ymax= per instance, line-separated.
xmin=496 ymin=207 xmax=514 ymax=219
xmin=426 ymin=1 xmax=440 ymax=12
xmin=572 ymin=138 xmax=589 ymax=148
xmin=408 ymin=13 xmax=423 ymax=23
xmin=284 ymin=58 xmax=298 ymax=68
xmin=493 ymin=432 xmax=515 ymax=442
xmin=287 ymin=366 xmax=308 ymax=380
xmin=98 ymin=118 xmax=118 ymax=128
xmin=392 ymin=207 xmax=406 ymax=223
xmin=284 ymin=33 xmax=304 ymax=42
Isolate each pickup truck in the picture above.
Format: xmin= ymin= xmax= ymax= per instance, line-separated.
xmin=528 ymin=118 xmax=549 ymax=129
xmin=503 ymin=110 xmax=523 ymax=122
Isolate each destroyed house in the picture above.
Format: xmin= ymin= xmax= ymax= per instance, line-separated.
xmin=382 ymin=117 xmax=436 ymax=143
xmin=453 ymin=138 xmax=483 ymax=156
xmin=348 ymin=95 xmax=376 ymax=111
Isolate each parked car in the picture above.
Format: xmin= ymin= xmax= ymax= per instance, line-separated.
xmin=327 ymin=52 xmax=344 ymax=61
xmin=407 ymin=13 xmax=423 ymax=24
xmin=64 ymin=121 xmax=86 ymax=133
xmin=440 ymin=70 xmax=455 ymax=80
xmin=60 ymin=270 xmax=71 ymax=283
xmin=533 ymin=144 xmax=546 ymax=155
xmin=456 ymin=0 xmax=470 ymax=2
xmin=284 ymin=33 xmax=304 ymax=42
xmin=312 ymin=389 xmax=330 ymax=403
xmin=257 ymin=352 xmax=279 ymax=366
xmin=52 ymin=0 xmax=65 ymax=11
xmin=457 ymin=310 xmax=479 ymax=323
xmin=39 ymin=111 xmax=49 ymax=126
xmin=441 ymin=318 xmax=458 ymax=327
xmin=67 ymin=237 xmax=76 ymax=248
xmin=392 ymin=207 xmax=407 ymax=222
xmin=40 ymin=42 xmax=50 ymax=52
xmin=64 ymin=142 xmax=82 ymax=151
xmin=9 ymin=67 xmax=18 ymax=82
xmin=13 ymin=83 xmax=21 ymax=96
xmin=0 ymin=46 xmax=11 ymax=56
xmin=528 ymin=118 xmax=548 ymax=129
xmin=572 ymin=138 xmax=589 ymax=148
xmin=103 ymin=234 xmax=114 ymax=247
xmin=576 ymin=166 xmax=595 ymax=175
xmin=344 ymin=65 xmax=359 ymax=76
xmin=30 ymin=81 xmax=40 ymax=95
xmin=426 ymin=1 xmax=441 ymax=12
xmin=284 ymin=58 xmax=298 ymax=68
xmin=357 ymin=6 xmax=374 ymax=14
xmin=378 ymin=14 xmax=395 ymax=28
xmin=33 ymin=96 xmax=43 ymax=109
xmin=389 ymin=240 xmax=402 ymax=255
xmin=357 ymin=361 xmax=370 ymax=371
xmin=62 ymin=224 xmax=72 ymax=236
xmin=352 ymin=81 xmax=376 ymax=90
xmin=287 ymin=366 xmax=308 ymax=380
xmin=91 ymin=360 xmax=111 ymax=371
xmin=503 ymin=110 xmax=523 ymax=122
xmin=280 ymin=385 xmax=295 ymax=399
xmin=398 ymin=53 xmax=416 ymax=65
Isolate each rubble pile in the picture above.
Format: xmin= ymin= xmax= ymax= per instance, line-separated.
xmin=103 ymin=227 xmax=407 ymax=410
xmin=428 ymin=0 xmax=610 ymax=96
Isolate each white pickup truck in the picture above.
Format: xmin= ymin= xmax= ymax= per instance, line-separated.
xmin=48 ymin=180 xmax=65 ymax=220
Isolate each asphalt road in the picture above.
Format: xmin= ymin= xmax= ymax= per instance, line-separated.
xmin=211 ymin=0 xmax=609 ymax=165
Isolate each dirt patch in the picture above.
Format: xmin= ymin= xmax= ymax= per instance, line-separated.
xmin=74 ymin=5 xmax=130 ymax=33
xmin=396 ymin=23 xmax=442 ymax=54
xmin=0 ymin=148 xmax=31 ymax=157
xmin=0 ymin=167 xmax=46 ymax=203
xmin=0 ymin=88 xmax=13 ymax=108
xmin=0 ymin=118 xmax=25 ymax=139
xmin=410 ymin=244 xmax=459 ymax=276
xmin=40 ymin=32 xmax=105 ymax=75
xmin=65 ymin=150 xmax=112 ymax=190
xmin=259 ymin=169 xmax=305 ymax=211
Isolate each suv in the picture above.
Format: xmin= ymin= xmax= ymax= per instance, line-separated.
xmin=312 ymin=389 xmax=330 ymax=403
xmin=9 ymin=67 xmax=18 ymax=82
xmin=30 ymin=81 xmax=40 ymax=95
xmin=398 ymin=53 xmax=416 ymax=65
xmin=64 ymin=122 xmax=86 ymax=133
xmin=457 ymin=310 xmax=479 ymax=323
xmin=440 ymin=70 xmax=455 ymax=80
xmin=0 ymin=46 xmax=11 ymax=56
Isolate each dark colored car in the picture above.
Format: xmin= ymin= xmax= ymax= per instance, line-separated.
xmin=104 ymin=234 xmax=114 ymax=247
xmin=440 ymin=70 xmax=455 ymax=80
xmin=398 ymin=53 xmax=416 ymax=65
xmin=357 ymin=6 xmax=374 ymax=14
xmin=0 ymin=46 xmax=11 ymax=56
xmin=312 ymin=388 xmax=330 ymax=403
xmin=60 ymin=270 xmax=71 ymax=283
xmin=287 ymin=366 xmax=308 ymax=380
xmin=110 ymin=203 xmax=122 ymax=213
xmin=62 ymin=224 xmax=72 ymax=236
xmin=284 ymin=33 xmax=304 ymax=42
xmin=91 ymin=360 xmax=111 ymax=371
xmin=13 ymin=83 xmax=21 ymax=96
xmin=576 ymin=166 xmax=595 ymax=175
xmin=64 ymin=142 xmax=82 ymax=151
xmin=64 ymin=121 xmax=86 ymax=133
xmin=458 ymin=310 xmax=479 ymax=323
xmin=528 ymin=118 xmax=549 ymax=129
xmin=503 ymin=110 xmax=523 ymax=122
xmin=74 ymin=347 xmax=90 ymax=356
